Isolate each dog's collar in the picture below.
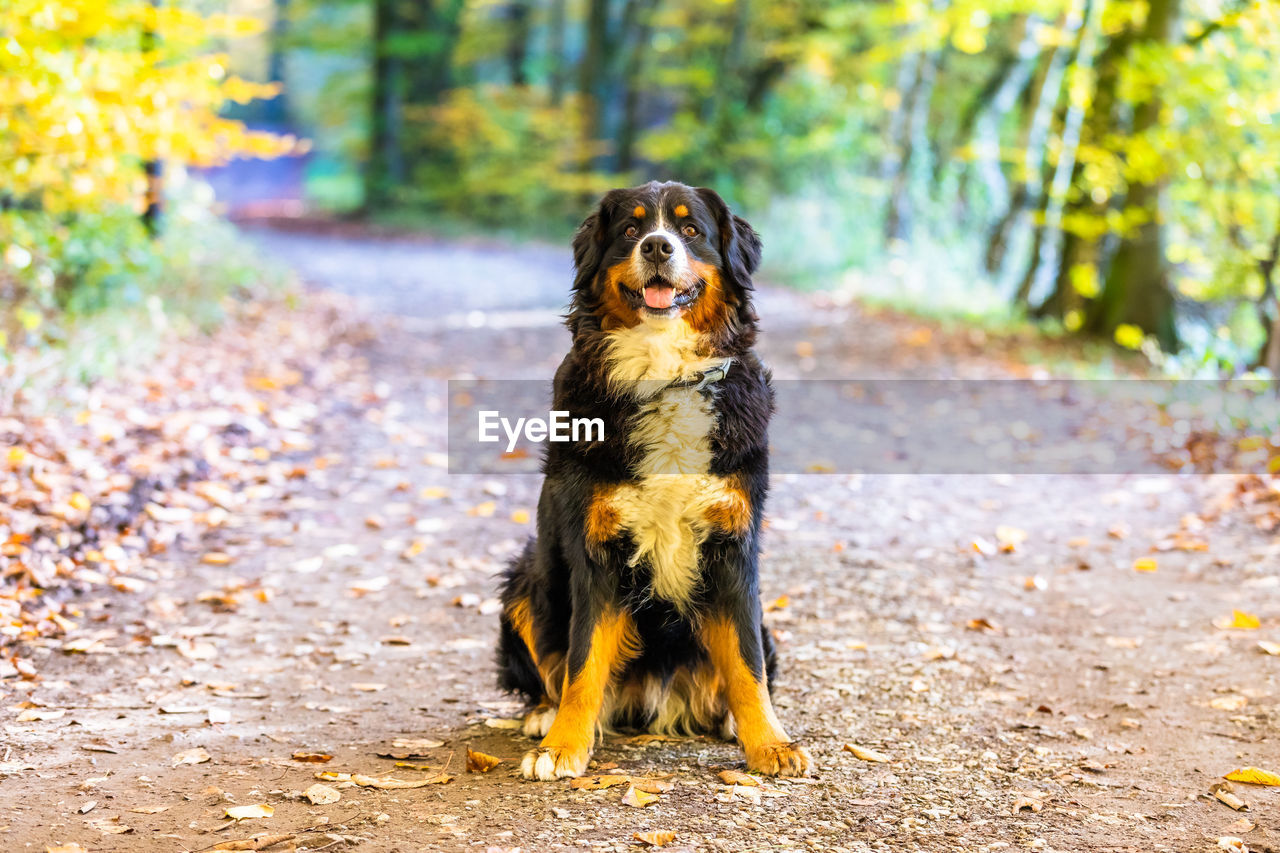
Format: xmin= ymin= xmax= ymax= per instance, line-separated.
xmin=665 ymin=358 xmax=732 ymax=394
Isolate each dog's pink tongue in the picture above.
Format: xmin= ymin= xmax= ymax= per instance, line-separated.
xmin=644 ymin=284 xmax=675 ymax=309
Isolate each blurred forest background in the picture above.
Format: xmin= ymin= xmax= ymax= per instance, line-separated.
xmin=3 ymin=0 xmax=1280 ymax=377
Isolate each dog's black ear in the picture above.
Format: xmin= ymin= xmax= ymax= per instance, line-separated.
xmin=571 ymin=195 xmax=616 ymax=294
xmin=696 ymin=187 xmax=762 ymax=290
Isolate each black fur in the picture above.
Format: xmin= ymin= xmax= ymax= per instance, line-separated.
xmin=496 ymin=181 xmax=777 ymax=733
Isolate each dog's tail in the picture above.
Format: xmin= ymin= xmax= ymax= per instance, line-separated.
xmin=495 ymin=538 xmax=543 ymax=701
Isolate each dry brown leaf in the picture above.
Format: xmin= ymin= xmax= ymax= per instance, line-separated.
xmin=717 ymin=769 xmax=760 ymax=787
xmin=305 ymin=783 xmax=341 ymax=805
xmin=843 ymin=744 xmax=889 ymax=763
xmin=569 ymin=775 xmax=632 ymax=790
xmin=224 ymin=804 xmax=274 ymax=821
xmin=621 ymin=784 xmax=659 ymax=808
xmin=291 ymin=751 xmax=333 ymax=763
xmin=391 ymin=737 xmax=445 ymax=751
xmin=172 ymin=747 xmax=211 ymax=766
xmin=466 ymin=748 xmax=502 ymax=773
xmin=46 ymin=845 xmax=90 ymax=853
xmin=634 ymin=831 xmax=676 ymax=847
xmin=205 ymin=835 xmax=297 ymax=851
xmin=351 ymin=773 xmax=450 ymax=789
xmin=128 ymin=806 xmax=169 ymax=814
xmin=1225 ymin=767 xmax=1280 ymax=786
xmin=1012 ymin=795 xmax=1044 ymax=813
xmin=629 ymin=777 xmax=676 ymax=794
xmin=1212 ymin=783 xmax=1249 ymax=811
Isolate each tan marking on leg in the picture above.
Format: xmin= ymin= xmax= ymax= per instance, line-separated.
xmin=507 ymin=597 xmax=540 ymax=668
xmin=703 ymin=473 xmax=751 ymax=537
xmin=585 ymin=485 xmax=622 ymax=551
xmin=522 ymin=609 xmax=641 ymax=780
xmin=700 ymin=615 xmax=812 ymax=777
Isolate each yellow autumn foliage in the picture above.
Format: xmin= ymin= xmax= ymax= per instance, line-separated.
xmin=0 ymin=0 xmax=299 ymax=214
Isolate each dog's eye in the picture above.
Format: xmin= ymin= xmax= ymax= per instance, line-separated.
xmin=682 ymin=225 xmax=698 ymax=238
xmin=625 ymin=225 xmax=638 ymax=239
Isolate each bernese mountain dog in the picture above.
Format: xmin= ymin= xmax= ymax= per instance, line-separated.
xmin=496 ymin=180 xmax=812 ymax=780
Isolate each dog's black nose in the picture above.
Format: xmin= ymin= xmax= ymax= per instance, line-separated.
xmin=640 ymin=234 xmax=674 ymax=261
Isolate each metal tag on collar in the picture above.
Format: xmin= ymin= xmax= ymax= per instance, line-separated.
xmin=691 ymin=359 xmax=731 ymax=392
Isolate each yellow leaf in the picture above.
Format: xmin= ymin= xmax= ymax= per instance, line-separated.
xmin=224 ymin=803 xmax=273 ymax=820
xmin=1224 ymin=766 xmax=1280 ymax=786
xmin=1132 ymin=557 xmax=1158 ymax=573
xmin=68 ymin=492 xmax=91 ymax=512
xmin=717 ymin=769 xmax=760 ymax=786
xmin=1217 ymin=610 xmax=1261 ymax=630
xmin=843 ymin=743 xmax=890 ymax=762
xmin=465 ymin=748 xmax=502 ymax=773
xmin=766 ymin=594 xmax=790 ymax=611
xmin=621 ymin=784 xmax=659 ymax=807
xmin=634 ymin=831 xmax=676 ymax=847
xmin=510 ymin=509 xmax=531 ymax=524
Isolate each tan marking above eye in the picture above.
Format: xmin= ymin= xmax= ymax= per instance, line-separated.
xmin=674 ymin=204 xmax=689 ymax=218
xmin=634 ymin=205 xmax=646 ymax=218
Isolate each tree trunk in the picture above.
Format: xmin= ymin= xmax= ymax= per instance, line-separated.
xmin=264 ymin=0 xmax=290 ymax=124
xmin=366 ymin=0 xmax=402 ymax=207
xmin=577 ymin=0 xmax=611 ymax=170
xmin=547 ymin=0 xmax=568 ymax=104
xmin=505 ymin=0 xmax=532 ymax=86
xmin=1084 ymin=0 xmax=1183 ymax=350
xmin=367 ymin=0 xmax=465 ymax=208
xmin=1252 ymin=232 xmax=1280 ymax=374
xmin=1034 ymin=8 xmax=1130 ymax=322
xmin=616 ymin=0 xmax=661 ymax=173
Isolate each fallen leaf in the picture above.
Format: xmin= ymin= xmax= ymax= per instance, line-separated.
xmin=204 ymin=835 xmax=297 ymax=851
xmin=172 ymin=747 xmax=211 ymax=766
xmin=766 ymin=594 xmax=790 ymax=611
xmin=622 ymin=784 xmax=659 ymax=808
xmin=1225 ymin=767 xmax=1280 ymax=787
xmin=1258 ymin=641 xmax=1280 ymax=656
xmin=966 ymin=617 xmax=999 ymax=632
xmin=843 ymin=744 xmax=889 ymax=763
xmin=17 ymin=708 xmax=66 ymax=722
xmin=1211 ymin=695 xmax=1248 ymax=711
xmin=202 ymin=552 xmax=233 ymax=566
xmin=1227 ymin=817 xmax=1256 ymax=833
xmin=352 ymin=773 xmax=450 ymax=789
xmin=630 ymin=777 xmax=676 ymax=794
xmin=1217 ymin=837 xmax=1248 ymax=853
xmin=46 ymin=846 xmax=89 ymax=853
xmin=291 ymin=751 xmax=333 ymax=763
xmin=717 ymin=770 xmax=760 ymax=787
xmin=1133 ymin=557 xmax=1158 ymax=573
xmin=466 ymin=748 xmax=502 ymax=773
xmin=570 ymin=775 xmax=632 ymax=790
xmin=483 ymin=717 xmax=522 ymax=729
xmin=634 ymin=830 xmax=676 ymax=847
xmin=224 ymin=804 xmax=274 ymax=821
xmin=391 ymin=737 xmax=444 ymax=751
xmin=128 ymin=806 xmax=169 ymax=814
xmin=351 ymin=683 xmax=386 ymax=692
xmin=996 ymin=525 xmax=1027 ymax=552
xmin=1216 ymin=610 xmax=1261 ymax=630
xmin=305 ymin=783 xmax=341 ymax=805
xmin=1012 ymin=795 xmax=1044 ymax=813
xmin=1212 ymin=782 xmax=1249 ymax=811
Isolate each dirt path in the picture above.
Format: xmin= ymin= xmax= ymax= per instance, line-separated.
xmin=3 ymin=227 xmax=1278 ymax=853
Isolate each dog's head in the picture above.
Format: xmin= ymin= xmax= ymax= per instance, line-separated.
xmin=568 ymin=181 xmax=761 ymax=347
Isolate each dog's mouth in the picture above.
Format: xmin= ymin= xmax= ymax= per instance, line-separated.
xmin=621 ymin=277 xmax=701 ymax=313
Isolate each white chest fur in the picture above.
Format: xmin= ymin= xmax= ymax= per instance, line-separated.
xmin=604 ymin=318 xmax=739 ymax=606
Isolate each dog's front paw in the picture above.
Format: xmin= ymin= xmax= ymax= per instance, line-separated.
xmin=746 ymin=742 xmax=813 ymax=777
xmin=520 ymin=745 xmax=590 ymax=780
xmin=522 ymin=705 xmax=557 ymax=738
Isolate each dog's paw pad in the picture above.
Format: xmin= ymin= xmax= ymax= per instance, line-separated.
xmin=522 ymin=706 xmax=557 ymax=738
xmin=747 ymin=742 xmax=813 ymax=777
xmin=520 ymin=746 xmax=589 ymax=781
